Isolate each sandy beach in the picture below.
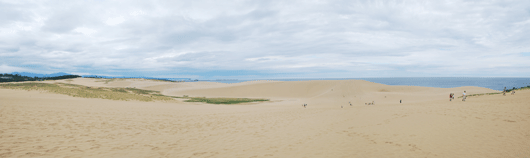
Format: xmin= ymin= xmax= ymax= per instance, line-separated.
xmin=1 ymin=78 xmax=529 ymax=157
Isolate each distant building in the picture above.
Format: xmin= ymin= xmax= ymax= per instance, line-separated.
xmin=0 ymin=76 xmax=12 ymax=79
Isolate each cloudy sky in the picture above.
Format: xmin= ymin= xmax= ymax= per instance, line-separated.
xmin=1 ymin=0 xmax=529 ymax=79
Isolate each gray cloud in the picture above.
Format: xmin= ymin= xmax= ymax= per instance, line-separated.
xmin=1 ymin=0 xmax=529 ymax=78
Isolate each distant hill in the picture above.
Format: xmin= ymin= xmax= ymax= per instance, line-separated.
xmin=11 ymin=72 xmax=74 ymax=78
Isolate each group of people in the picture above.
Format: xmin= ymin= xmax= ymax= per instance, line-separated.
xmin=462 ymin=91 xmax=466 ymax=101
xmin=308 ymin=86 xmax=518 ymax=108
xmin=451 ymin=87 xmax=516 ymax=102
xmin=503 ymin=87 xmax=516 ymax=96
xmin=302 ymin=101 xmax=375 ymax=108
xmin=450 ymin=91 xmax=466 ymax=101
xmin=303 ymin=101 xmax=376 ymax=109
xmin=449 ymin=93 xmax=455 ymax=101
xmin=343 ymin=101 xmax=353 ymax=108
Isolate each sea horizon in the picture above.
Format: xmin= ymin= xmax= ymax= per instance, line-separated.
xmin=4 ymin=72 xmax=530 ymax=91
xmin=199 ymin=77 xmax=530 ymax=91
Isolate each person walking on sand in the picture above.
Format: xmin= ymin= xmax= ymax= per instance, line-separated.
xmin=503 ymin=87 xmax=506 ymax=96
xmin=462 ymin=91 xmax=467 ymax=101
xmin=449 ymin=93 xmax=453 ymax=101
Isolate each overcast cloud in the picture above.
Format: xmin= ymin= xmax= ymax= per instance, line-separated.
xmin=1 ymin=0 xmax=529 ymax=79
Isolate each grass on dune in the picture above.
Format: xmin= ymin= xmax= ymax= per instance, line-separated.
xmin=0 ymin=82 xmax=270 ymax=104
xmin=94 ymin=78 xmax=125 ymax=84
xmin=457 ymin=92 xmax=502 ymax=98
xmin=457 ymin=86 xmax=530 ymax=98
xmin=163 ymin=95 xmax=269 ymax=104
xmin=182 ymin=97 xmax=269 ymax=104
xmin=125 ymin=88 xmax=158 ymax=94
xmin=0 ymin=82 xmax=173 ymax=102
xmin=508 ymin=86 xmax=530 ymax=91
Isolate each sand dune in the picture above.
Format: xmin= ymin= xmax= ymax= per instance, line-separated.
xmin=166 ymin=80 xmax=499 ymax=107
xmin=1 ymin=79 xmax=528 ymax=157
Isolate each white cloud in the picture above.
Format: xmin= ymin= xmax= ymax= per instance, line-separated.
xmin=0 ymin=0 xmax=529 ymax=77
xmin=244 ymin=56 xmax=284 ymax=62
xmin=73 ymin=27 xmax=97 ymax=35
xmin=0 ymin=64 xmax=33 ymax=73
xmin=105 ymin=16 xmax=125 ymax=25
xmin=129 ymin=10 xmax=146 ymax=16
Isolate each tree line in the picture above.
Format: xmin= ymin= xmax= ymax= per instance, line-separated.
xmin=0 ymin=73 xmax=81 ymax=82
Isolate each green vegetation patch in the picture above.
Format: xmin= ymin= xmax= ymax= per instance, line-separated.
xmin=184 ymin=97 xmax=269 ymax=104
xmin=93 ymin=78 xmax=125 ymax=84
xmin=0 ymin=82 xmax=173 ymax=102
xmin=457 ymin=86 xmax=530 ymax=98
xmin=112 ymin=88 xmax=128 ymax=93
xmin=507 ymin=86 xmax=530 ymax=92
xmin=0 ymin=73 xmax=80 ymax=82
xmin=125 ymin=87 xmax=158 ymax=94
xmin=0 ymin=82 xmax=270 ymax=104
xmin=457 ymin=92 xmax=502 ymax=98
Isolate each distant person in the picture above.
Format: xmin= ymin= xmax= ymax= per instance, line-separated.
xmin=400 ymin=100 xmax=402 ymax=103
xmin=462 ymin=91 xmax=466 ymax=101
xmin=503 ymin=87 xmax=506 ymax=96
xmin=449 ymin=93 xmax=453 ymax=101
xmin=511 ymin=90 xmax=515 ymax=95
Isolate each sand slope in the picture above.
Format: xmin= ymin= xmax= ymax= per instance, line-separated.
xmin=166 ymin=80 xmax=499 ymax=107
xmin=1 ymin=79 xmax=528 ymax=158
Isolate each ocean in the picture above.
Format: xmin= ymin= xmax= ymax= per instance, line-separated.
xmin=201 ymin=77 xmax=530 ymax=91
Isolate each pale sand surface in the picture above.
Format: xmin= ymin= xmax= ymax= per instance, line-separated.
xmin=1 ymin=79 xmax=529 ymax=157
